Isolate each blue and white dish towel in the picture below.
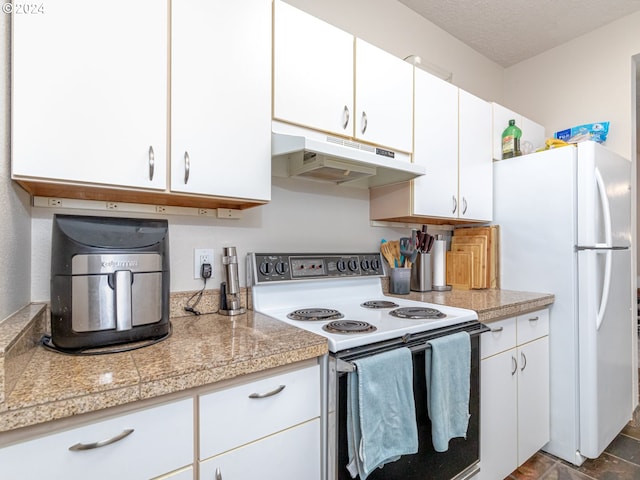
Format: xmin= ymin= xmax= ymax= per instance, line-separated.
xmin=346 ymin=347 xmax=418 ymax=479
xmin=425 ymin=331 xmax=471 ymax=452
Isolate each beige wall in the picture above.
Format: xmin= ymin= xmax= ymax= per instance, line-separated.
xmin=503 ymin=11 xmax=640 ymax=160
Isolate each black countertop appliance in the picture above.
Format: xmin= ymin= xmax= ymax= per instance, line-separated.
xmin=50 ymin=214 xmax=170 ymax=350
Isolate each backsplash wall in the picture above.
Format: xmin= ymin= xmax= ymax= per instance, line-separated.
xmin=29 ymin=177 xmax=438 ymax=302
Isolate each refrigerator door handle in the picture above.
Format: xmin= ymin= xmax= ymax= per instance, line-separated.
xmin=595 ymin=167 xmax=613 ymax=248
xmin=596 ymin=249 xmax=613 ymax=331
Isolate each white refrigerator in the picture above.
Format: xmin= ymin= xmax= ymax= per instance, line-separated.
xmin=493 ymin=141 xmax=633 ymax=466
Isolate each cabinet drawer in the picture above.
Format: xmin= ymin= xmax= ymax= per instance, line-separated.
xmin=0 ymin=398 xmax=193 ymax=480
xmin=517 ymin=309 xmax=549 ymax=344
xmin=481 ymin=317 xmax=517 ymax=359
xmin=200 ymin=419 xmax=321 ymax=480
xmin=199 ymin=363 xmax=320 ymax=459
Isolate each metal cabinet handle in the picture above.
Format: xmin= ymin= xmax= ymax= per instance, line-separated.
xmin=452 ymin=196 xmax=458 ymax=214
xmin=184 ymin=151 xmax=190 ymax=184
xmin=215 ymin=467 xmax=222 ymax=480
xmin=342 ymin=105 xmax=350 ymax=130
xmin=529 ymin=316 xmax=539 ymax=322
xmin=462 ymin=197 xmax=468 ymax=215
xmin=490 ymin=326 xmax=503 ymax=333
xmin=520 ymin=352 xmax=527 ymax=371
xmin=68 ymin=428 xmax=134 ymax=451
xmin=248 ymin=384 xmax=286 ymax=399
xmin=148 ymin=146 xmax=155 ymax=181
xmin=361 ymin=111 xmax=368 ymax=134
xmin=511 ymin=356 xmax=517 ymax=376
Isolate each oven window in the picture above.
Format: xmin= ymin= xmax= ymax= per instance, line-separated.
xmin=335 ymin=336 xmax=480 ymax=480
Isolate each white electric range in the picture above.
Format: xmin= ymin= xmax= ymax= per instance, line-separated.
xmin=248 ymin=252 xmax=478 ymax=352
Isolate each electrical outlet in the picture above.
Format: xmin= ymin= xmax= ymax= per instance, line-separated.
xmin=194 ymin=249 xmax=214 ymax=279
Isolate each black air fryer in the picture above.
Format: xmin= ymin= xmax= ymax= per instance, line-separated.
xmin=50 ymin=214 xmax=170 ymax=350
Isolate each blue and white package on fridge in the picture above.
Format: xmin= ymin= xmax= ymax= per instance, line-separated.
xmin=554 ymin=122 xmax=609 ymax=143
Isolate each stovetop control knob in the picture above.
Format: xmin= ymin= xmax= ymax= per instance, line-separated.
xmin=258 ymin=261 xmax=272 ymax=276
xmin=360 ymin=259 xmax=370 ymax=271
xmin=275 ymin=261 xmax=289 ymax=275
xmin=370 ymin=258 xmax=381 ymax=271
xmin=336 ymin=259 xmax=347 ymax=272
xmin=347 ymin=259 xmax=359 ymax=272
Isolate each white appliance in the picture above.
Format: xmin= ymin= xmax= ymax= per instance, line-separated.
xmin=493 ymin=141 xmax=633 ymax=466
xmin=248 ymin=252 xmax=484 ymax=480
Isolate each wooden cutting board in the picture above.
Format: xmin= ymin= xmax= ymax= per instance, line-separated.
xmin=451 ymin=235 xmax=487 ymax=288
xmin=446 ymin=251 xmax=473 ymax=290
xmin=450 ymin=242 xmax=484 ymax=289
xmin=453 ymin=225 xmax=499 ymax=288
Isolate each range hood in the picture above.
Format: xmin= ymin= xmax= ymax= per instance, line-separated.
xmin=271 ymin=123 xmax=425 ymax=188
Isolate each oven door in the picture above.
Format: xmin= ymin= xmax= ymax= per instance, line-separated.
xmin=329 ymin=322 xmax=486 ymax=480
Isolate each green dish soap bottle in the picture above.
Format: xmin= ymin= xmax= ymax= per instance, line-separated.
xmin=502 ymin=119 xmax=522 ymax=159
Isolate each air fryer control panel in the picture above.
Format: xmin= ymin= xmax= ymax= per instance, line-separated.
xmin=250 ymin=253 xmax=384 ymax=283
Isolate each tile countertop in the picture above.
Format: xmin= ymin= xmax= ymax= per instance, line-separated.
xmin=386 ymin=288 xmax=555 ymax=323
xmin=0 ymin=287 xmax=553 ymax=437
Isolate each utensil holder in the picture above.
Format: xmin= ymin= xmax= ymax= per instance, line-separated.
xmin=389 ymin=267 xmax=411 ymax=294
xmin=410 ymin=252 xmax=432 ymax=292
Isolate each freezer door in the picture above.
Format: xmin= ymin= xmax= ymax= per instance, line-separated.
xmin=577 ymin=247 xmax=633 ymax=459
xmin=577 ymin=142 xmax=631 ymax=248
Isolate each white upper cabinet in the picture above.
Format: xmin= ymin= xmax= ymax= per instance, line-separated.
xmin=273 ymin=1 xmax=413 ymax=154
xmin=492 ymin=102 xmax=546 ymax=160
xmin=12 ymin=0 xmax=167 ymax=190
xmin=458 ymin=90 xmax=493 ymax=221
xmin=412 ymin=68 xmax=459 ymax=218
xmin=171 ymin=0 xmax=271 ymax=201
xmin=370 ymin=71 xmax=492 ymax=224
xmin=273 ymin=0 xmax=354 ymax=137
xmin=354 ymin=39 xmax=414 ymax=153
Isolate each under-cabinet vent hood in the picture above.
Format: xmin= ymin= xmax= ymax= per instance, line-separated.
xmin=271 ymin=123 xmax=425 ymax=188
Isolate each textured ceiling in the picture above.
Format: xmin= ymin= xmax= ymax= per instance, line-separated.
xmin=397 ymin=0 xmax=640 ymax=67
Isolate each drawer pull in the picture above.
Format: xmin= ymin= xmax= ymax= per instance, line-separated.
xmin=520 ymin=352 xmax=527 ymax=371
xmin=490 ymin=326 xmax=503 ymax=333
xmin=528 ymin=316 xmax=539 ymax=322
xmin=248 ymin=384 xmax=286 ymax=399
xmin=215 ymin=467 xmax=222 ymax=480
xmin=511 ymin=356 xmax=517 ymax=376
xmin=68 ymin=428 xmax=134 ymax=451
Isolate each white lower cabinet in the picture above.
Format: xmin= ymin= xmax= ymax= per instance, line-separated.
xmin=0 ymin=398 xmax=194 ymax=480
xmin=199 ymin=419 xmax=320 ymax=480
xmin=479 ymin=310 xmax=550 ymax=480
xmin=198 ymin=363 xmax=321 ymax=480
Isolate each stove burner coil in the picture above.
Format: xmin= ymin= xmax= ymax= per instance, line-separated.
xmin=360 ymin=300 xmax=400 ymax=309
xmin=287 ymin=308 xmax=344 ymax=321
xmin=389 ymin=307 xmax=446 ymax=319
xmin=322 ymin=320 xmax=377 ymax=334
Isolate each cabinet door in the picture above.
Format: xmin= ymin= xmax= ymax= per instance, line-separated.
xmin=458 ymin=90 xmax=493 ymax=221
xmin=12 ymin=0 xmax=167 ymax=190
xmin=0 ymin=398 xmax=193 ymax=480
xmin=171 ymin=0 xmax=270 ymax=201
xmin=479 ymin=350 xmax=518 ymax=480
xmin=354 ymin=39 xmax=414 ymax=153
xmin=273 ymin=0 xmax=354 ymax=137
xmin=413 ymin=69 xmax=459 ymax=217
xmin=517 ymin=337 xmax=550 ymax=465
xmin=199 ymin=419 xmax=321 ymax=480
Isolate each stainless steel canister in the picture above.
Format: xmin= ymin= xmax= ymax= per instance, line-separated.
xmin=410 ymin=252 xmax=432 ymax=292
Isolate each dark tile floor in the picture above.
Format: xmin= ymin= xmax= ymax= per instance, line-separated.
xmin=506 ymin=422 xmax=640 ymax=479
xmin=507 ymin=360 xmax=640 ymax=479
